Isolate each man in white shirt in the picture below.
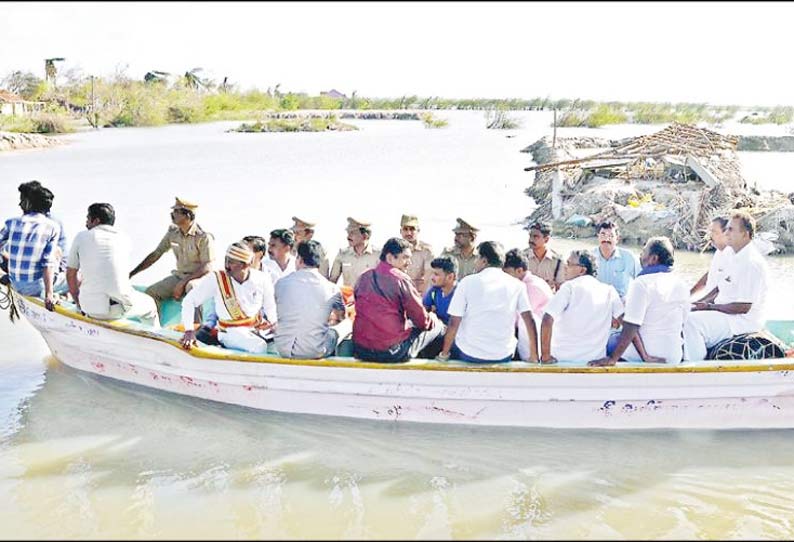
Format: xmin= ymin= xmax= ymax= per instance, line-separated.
xmin=263 ymin=228 xmax=296 ymax=284
xmin=180 ymin=242 xmax=277 ymax=354
xmin=589 ymin=237 xmax=690 ymax=366
xmin=438 ymin=241 xmax=538 ymax=363
xmin=683 ymin=212 xmax=769 ymax=361
xmin=691 ymin=216 xmax=734 ymax=300
xmin=541 ymin=250 xmax=624 ymax=363
xmin=66 ymin=203 xmax=159 ymax=326
xmin=274 ymin=240 xmax=351 ymax=359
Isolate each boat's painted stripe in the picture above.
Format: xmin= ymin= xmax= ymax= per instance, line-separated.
xmin=20 ymin=295 xmax=794 ymax=374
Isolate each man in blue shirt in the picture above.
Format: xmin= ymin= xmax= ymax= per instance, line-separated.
xmin=590 ymin=221 xmax=640 ymax=299
xmin=0 ymin=182 xmax=66 ymax=310
xmin=18 ymin=181 xmax=68 ymax=273
xmin=422 ymin=256 xmax=458 ymax=325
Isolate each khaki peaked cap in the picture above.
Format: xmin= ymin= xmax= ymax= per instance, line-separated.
xmin=171 ymin=197 xmax=199 ymax=211
xmin=346 ymin=217 xmax=372 ymax=231
xmin=291 ymin=216 xmax=317 ymax=230
xmin=452 ymin=217 xmax=479 ymax=234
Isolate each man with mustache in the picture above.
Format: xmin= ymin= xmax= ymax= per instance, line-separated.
xmin=130 ymin=197 xmax=214 ymax=319
xmin=290 ymin=217 xmax=330 ymax=279
xmin=329 ymin=217 xmax=379 ymax=288
xmin=263 ymin=228 xmax=296 ymax=285
xmin=353 ymin=237 xmax=444 ymax=363
xmin=521 ymin=221 xmax=565 ymax=291
xmin=440 ymin=218 xmax=480 ymax=280
xmin=399 ymin=214 xmax=435 ymax=293
xmin=180 ymin=241 xmax=277 ymax=354
xmin=590 ymin=221 xmax=640 ymax=299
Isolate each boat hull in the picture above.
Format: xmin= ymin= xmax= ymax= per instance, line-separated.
xmin=14 ymin=295 xmax=794 ymax=429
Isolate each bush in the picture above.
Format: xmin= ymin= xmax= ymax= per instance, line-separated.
xmin=485 ymin=109 xmax=520 ymax=129
xmin=584 ymin=104 xmax=627 ymax=127
xmin=31 ymin=112 xmax=72 ymax=133
xmin=0 ymin=110 xmax=73 ymax=133
xmin=279 ymin=93 xmax=300 ymax=111
xmin=420 ymin=112 xmax=448 ymax=128
xmin=0 ymin=114 xmax=36 ymax=132
xmin=555 ymin=111 xmax=586 ymax=127
xmin=739 ymin=107 xmax=794 ymax=125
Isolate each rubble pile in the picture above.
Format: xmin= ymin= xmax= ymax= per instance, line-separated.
xmin=522 ymin=123 xmax=794 ymax=252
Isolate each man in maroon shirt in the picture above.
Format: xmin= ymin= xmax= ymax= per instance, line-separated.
xmin=352 ymin=237 xmax=445 ymax=363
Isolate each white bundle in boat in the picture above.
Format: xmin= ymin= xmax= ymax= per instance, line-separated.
xmin=753 ymin=231 xmax=779 ymax=256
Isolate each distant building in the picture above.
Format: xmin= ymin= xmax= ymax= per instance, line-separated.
xmin=0 ymin=90 xmax=45 ymax=116
xmin=320 ymin=89 xmax=347 ymax=100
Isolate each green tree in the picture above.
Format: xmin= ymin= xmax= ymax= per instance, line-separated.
xmin=280 ymin=93 xmax=300 ymax=110
xmin=1 ymin=70 xmax=45 ymax=99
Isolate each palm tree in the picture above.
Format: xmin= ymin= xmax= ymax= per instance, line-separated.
xmin=44 ymin=57 xmax=65 ymax=86
xmin=183 ymin=67 xmax=208 ymax=90
xmin=144 ymin=70 xmax=170 ymax=84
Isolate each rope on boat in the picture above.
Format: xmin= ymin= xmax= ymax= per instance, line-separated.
xmin=0 ymin=282 xmax=20 ymax=323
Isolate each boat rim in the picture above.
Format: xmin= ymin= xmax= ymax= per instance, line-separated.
xmin=15 ymin=293 xmax=794 ymax=375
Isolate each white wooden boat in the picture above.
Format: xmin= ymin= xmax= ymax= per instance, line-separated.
xmin=11 ymin=293 xmax=794 ymax=430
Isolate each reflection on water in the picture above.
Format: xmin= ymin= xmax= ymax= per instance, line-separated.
xmin=2 ymin=112 xmax=794 ymax=538
xmin=2 ymin=350 xmax=794 ymax=539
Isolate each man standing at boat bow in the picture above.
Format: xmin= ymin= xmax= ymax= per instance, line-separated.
xmin=180 ymin=242 xmax=277 ymax=353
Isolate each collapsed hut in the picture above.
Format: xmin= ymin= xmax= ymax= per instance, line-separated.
xmin=522 ymin=122 xmax=794 ymax=252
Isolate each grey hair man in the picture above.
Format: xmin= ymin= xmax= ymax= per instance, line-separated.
xmin=589 ymin=236 xmax=690 ymax=366
xmin=541 ymin=250 xmax=623 ymax=363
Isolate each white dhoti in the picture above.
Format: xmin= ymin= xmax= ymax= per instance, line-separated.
xmin=683 ymin=311 xmax=734 ymax=361
xmin=516 ymin=316 xmax=540 ymax=362
xmin=87 ymin=290 xmax=160 ymax=328
xmin=218 ymin=326 xmax=269 ymax=354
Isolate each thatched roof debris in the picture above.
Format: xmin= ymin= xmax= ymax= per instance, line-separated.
xmin=525 ymin=122 xmax=748 ymax=193
xmin=522 ymin=123 xmax=794 ymax=253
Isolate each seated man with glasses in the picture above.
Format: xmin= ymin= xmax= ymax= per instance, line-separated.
xmin=129 ymin=197 xmax=215 ymax=320
xmin=540 ymin=250 xmax=624 ymax=363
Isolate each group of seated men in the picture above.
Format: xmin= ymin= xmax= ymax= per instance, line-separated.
xmin=0 ymin=180 xmax=770 ymax=364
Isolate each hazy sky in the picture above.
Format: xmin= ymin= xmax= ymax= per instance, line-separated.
xmin=2 ymin=1 xmax=791 ymax=106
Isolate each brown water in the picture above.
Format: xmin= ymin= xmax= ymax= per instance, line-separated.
xmin=2 ymin=112 xmax=794 ymax=539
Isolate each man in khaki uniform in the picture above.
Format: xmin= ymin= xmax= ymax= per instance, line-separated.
xmin=440 ymin=218 xmax=479 ymax=280
xmin=130 ymin=197 xmax=215 ymax=316
xmin=330 ymin=217 xmax=379 ymax=287
xmin=400 ymin=214 xmax=434 ymax=293
xmin=521 ymin=221 xmax=565 ymax=291
xmin=290 ymin=216 xmax=330 ymax=279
